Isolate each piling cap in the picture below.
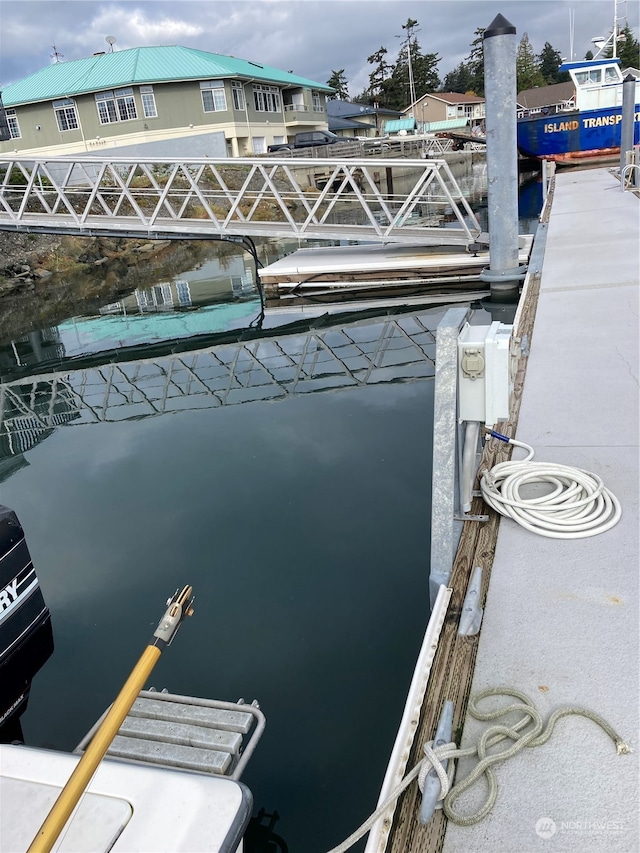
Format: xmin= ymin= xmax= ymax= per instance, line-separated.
xmin=484 ymin=14 xmax=516 ymax=39
xmin=624 ymin=73 xmax=638 ymax=82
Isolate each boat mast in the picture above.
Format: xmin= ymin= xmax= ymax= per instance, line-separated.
xmin=612 ymin=0 xmax=618 ymax=59
xmin=569 ymin=9 xmax=575 ymax=61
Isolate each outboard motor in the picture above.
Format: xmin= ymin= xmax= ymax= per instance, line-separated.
xmin=0 ymin=505 xmax=53 ymax=740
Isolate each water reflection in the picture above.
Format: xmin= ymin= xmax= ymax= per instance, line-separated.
xmin=0 ymin=289 xmax=449 ymax=852
xmin=0 ymin=164 xmax=538 ymax=851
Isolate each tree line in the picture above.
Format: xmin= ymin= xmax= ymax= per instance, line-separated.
xmin=326 ymin=18 xmax=639 ymax=110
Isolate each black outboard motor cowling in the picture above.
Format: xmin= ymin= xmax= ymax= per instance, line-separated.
xmin=0 ymin=506 xmax=53 ymax=732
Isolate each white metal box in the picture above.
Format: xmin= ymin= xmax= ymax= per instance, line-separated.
xmin=458 ymin=321 xmax=513 ymax=426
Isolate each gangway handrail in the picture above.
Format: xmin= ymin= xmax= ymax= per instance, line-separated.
xmin=0 ymin=155 xmax=482 ymax=246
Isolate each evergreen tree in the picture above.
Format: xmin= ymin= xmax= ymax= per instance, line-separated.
xmin=391 ymin=18 xmax=441 ymax=109
xmin=465 ymin=27 xmax=486 ymax=95
xmin=441 ymin=62 xmax=474 ymax=93
xmin=367 ymin=46 xmax=391 ymax=101
xmin=441 ymin=28 xmax=485 ymax=95
xmin=610 ymin=23 xmax=640 ymax=67
xmin=326 ymin=69 xmax=349 ymax=100
xmin=538 ymin=42 xmax=569 ymax=84
xmin=516 ymin=33 xmax=546 ymax=91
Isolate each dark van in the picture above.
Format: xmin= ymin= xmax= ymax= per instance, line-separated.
xmin=293 ymin=131 xmax=340 ymax=149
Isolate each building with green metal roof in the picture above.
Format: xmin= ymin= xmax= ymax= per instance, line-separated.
xmin=0 ymin=45 xmax=334 ymax=158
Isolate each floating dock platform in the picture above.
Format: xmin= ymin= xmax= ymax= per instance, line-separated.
xmin=383 ymin=168 xmax=639 ymax=853
xmin=261 ymin=238 xmax=533 ymax=299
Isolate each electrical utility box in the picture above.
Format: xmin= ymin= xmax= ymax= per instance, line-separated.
xmin=458 ymin=322 xmax=514 ymax=427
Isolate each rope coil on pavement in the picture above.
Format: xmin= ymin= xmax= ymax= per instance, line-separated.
xmin=324 ymin=687 xmax=630 ymax=853
xmin=479 ymin=433 xmax=622 ymax=538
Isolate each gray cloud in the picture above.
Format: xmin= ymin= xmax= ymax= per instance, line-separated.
xmin=1 ymin=0 xmax=637 ymax=95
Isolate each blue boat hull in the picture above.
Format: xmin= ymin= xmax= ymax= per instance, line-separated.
xmin=517 ymin=104 xmax=640 ymax=163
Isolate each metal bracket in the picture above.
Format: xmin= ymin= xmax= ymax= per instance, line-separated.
xmin=455 ymin=513 xmax=489 ymax=522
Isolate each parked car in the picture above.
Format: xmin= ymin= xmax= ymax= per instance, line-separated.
xmin=267 ymin=142 xmax=294 ymax=153
xmin=293 ymin=130 xmax=340 ymax=148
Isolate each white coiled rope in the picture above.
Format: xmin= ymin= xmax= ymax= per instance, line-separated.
xmin=480 ymin=433 xmax=622 ymax=539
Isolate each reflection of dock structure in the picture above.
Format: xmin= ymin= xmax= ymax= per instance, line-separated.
xmin=0 ymin=312 xmax=438 ymax=445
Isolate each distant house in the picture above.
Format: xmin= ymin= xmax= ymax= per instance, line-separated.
xmin=326 ymin=100 xmax=401 ymax=138
xmin=403 ymin=92 xmax=486 ymax=133
xmin=0 ymin=45 xmax=333 ymax=158
xmin=517 ymin=81 xmax=576 ymax=118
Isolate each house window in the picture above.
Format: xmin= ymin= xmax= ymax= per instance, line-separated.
xmin=53 ymin=99 xmax=79 ymax=131
xmin=200 ymin=80 xmax=227 ymax=112
xmin=312 ymin=91 xmax=321 ymax=110
xmin=140 ymin=85 xmax=157 ymax=118
xmin=5 ymin=109 xmax=21 ymax=139
xmin=252 ymin=136 xmax=266 ymax=154
xmin=95 ymin=88 xmax=138 ymax=124
xmin=253 ymin=84 xmax=281 ymax=113
xmin=231 ymin=81 xmax=245 ymax=111
xmin=176 ymin=280 xmax=192 ymax=306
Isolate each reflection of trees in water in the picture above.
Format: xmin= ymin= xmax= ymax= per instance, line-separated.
xmin=0 ymin=239 xmax=251 ymax=346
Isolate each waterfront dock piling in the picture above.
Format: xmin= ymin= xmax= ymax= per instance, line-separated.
xmin=480 ymin=15 xmax=524 ymax=299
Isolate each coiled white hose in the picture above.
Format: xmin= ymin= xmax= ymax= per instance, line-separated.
xmin=480 ymin=433 xmax=622 ymax=538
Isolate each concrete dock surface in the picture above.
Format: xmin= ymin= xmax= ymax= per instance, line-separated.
xmin=441 ymin=168 xmax=639 ymax=853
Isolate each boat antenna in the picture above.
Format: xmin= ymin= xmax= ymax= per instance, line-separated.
xmin=26 ymin=585 xmax=196 ymax=853
xmin=569 ymin=9 xmax=575 ymax=61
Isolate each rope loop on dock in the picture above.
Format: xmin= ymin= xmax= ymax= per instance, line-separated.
xmin=440 ymin=686 xmax=631 ymax=827
xmin=480 ymin=436 xmax=622 ymax=538
xmin=324 ymin=686 xmax=630 ymax=852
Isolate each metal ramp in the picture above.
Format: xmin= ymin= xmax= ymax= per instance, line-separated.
xmin=74 ymin=689 xmax=265 ymax=780
xmin=0 ymin=155 xmax=482 ymax=246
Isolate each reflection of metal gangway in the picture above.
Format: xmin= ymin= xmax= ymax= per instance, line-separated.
xmin=0 ymin=313 xmax=437 ymax=446
xmin=0 ymin=156 xmax=481 ymax=246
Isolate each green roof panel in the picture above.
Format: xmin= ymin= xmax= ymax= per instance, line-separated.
xmin=384 ymin=118 xmax=417 ymax=133
xmin=3 ymin=45 xmax=333 ymax=107
xmin=425 ymin=119 xmax=470 ymax=131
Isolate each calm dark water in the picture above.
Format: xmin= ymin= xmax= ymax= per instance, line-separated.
xmin=0 ymin=166 xmax=536 ymax=850
xmin=0 ymin=242 xmax=451 ymax=851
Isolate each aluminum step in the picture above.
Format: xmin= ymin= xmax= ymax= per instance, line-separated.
xmin=75 ymin=689 xmax=265 ymax=780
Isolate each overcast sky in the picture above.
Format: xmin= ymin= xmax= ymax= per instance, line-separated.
xmin=1 ymin=0 xmax=638 ymax=95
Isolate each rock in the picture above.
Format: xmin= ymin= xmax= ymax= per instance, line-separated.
xmin=33 ymin=267 xmax=53 ymax=279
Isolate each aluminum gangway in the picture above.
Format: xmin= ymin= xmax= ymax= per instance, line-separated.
xmin=0 ymin=156 xmax=482 ymax=247
xmin=0 ymin=311 xmax=439 ymax=457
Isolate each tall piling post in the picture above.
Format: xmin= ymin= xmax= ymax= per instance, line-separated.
xmin=481 ymin=14 xmax=526 ymax=299
xmin=620 ymin=74 xmax=637 ymax=185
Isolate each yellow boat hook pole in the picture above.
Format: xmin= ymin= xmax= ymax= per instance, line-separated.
xmin=28 ymin=585 xmax=195 ymax=853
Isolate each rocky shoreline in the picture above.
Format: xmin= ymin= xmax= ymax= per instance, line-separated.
xmin=0 ymin=231 xmax=184 ymax=295
xmin=0 ymin=231 xmax=245 ymax=345
xmin=0 ymin=232 xmax=65 ymax=295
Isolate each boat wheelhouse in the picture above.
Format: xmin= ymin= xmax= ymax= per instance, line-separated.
xmin=517 ymin=58 xmax=640 ymax=164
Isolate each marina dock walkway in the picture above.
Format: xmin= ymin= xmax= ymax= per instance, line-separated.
xmin=441 ymin=168 xmax=639 ymax=852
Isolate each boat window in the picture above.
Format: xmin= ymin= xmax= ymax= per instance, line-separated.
xmin=605 ymin=67 xmax=620 ymax=82
xmin=575 ymin=69 xmax=603 ymax=86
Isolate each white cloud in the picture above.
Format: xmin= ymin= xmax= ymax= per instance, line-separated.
xmin=0 ymin=0 xmax=637 ymax=91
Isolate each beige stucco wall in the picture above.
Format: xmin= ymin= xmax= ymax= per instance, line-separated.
xmin=0 ymin=79 xmax=329 ymax=157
